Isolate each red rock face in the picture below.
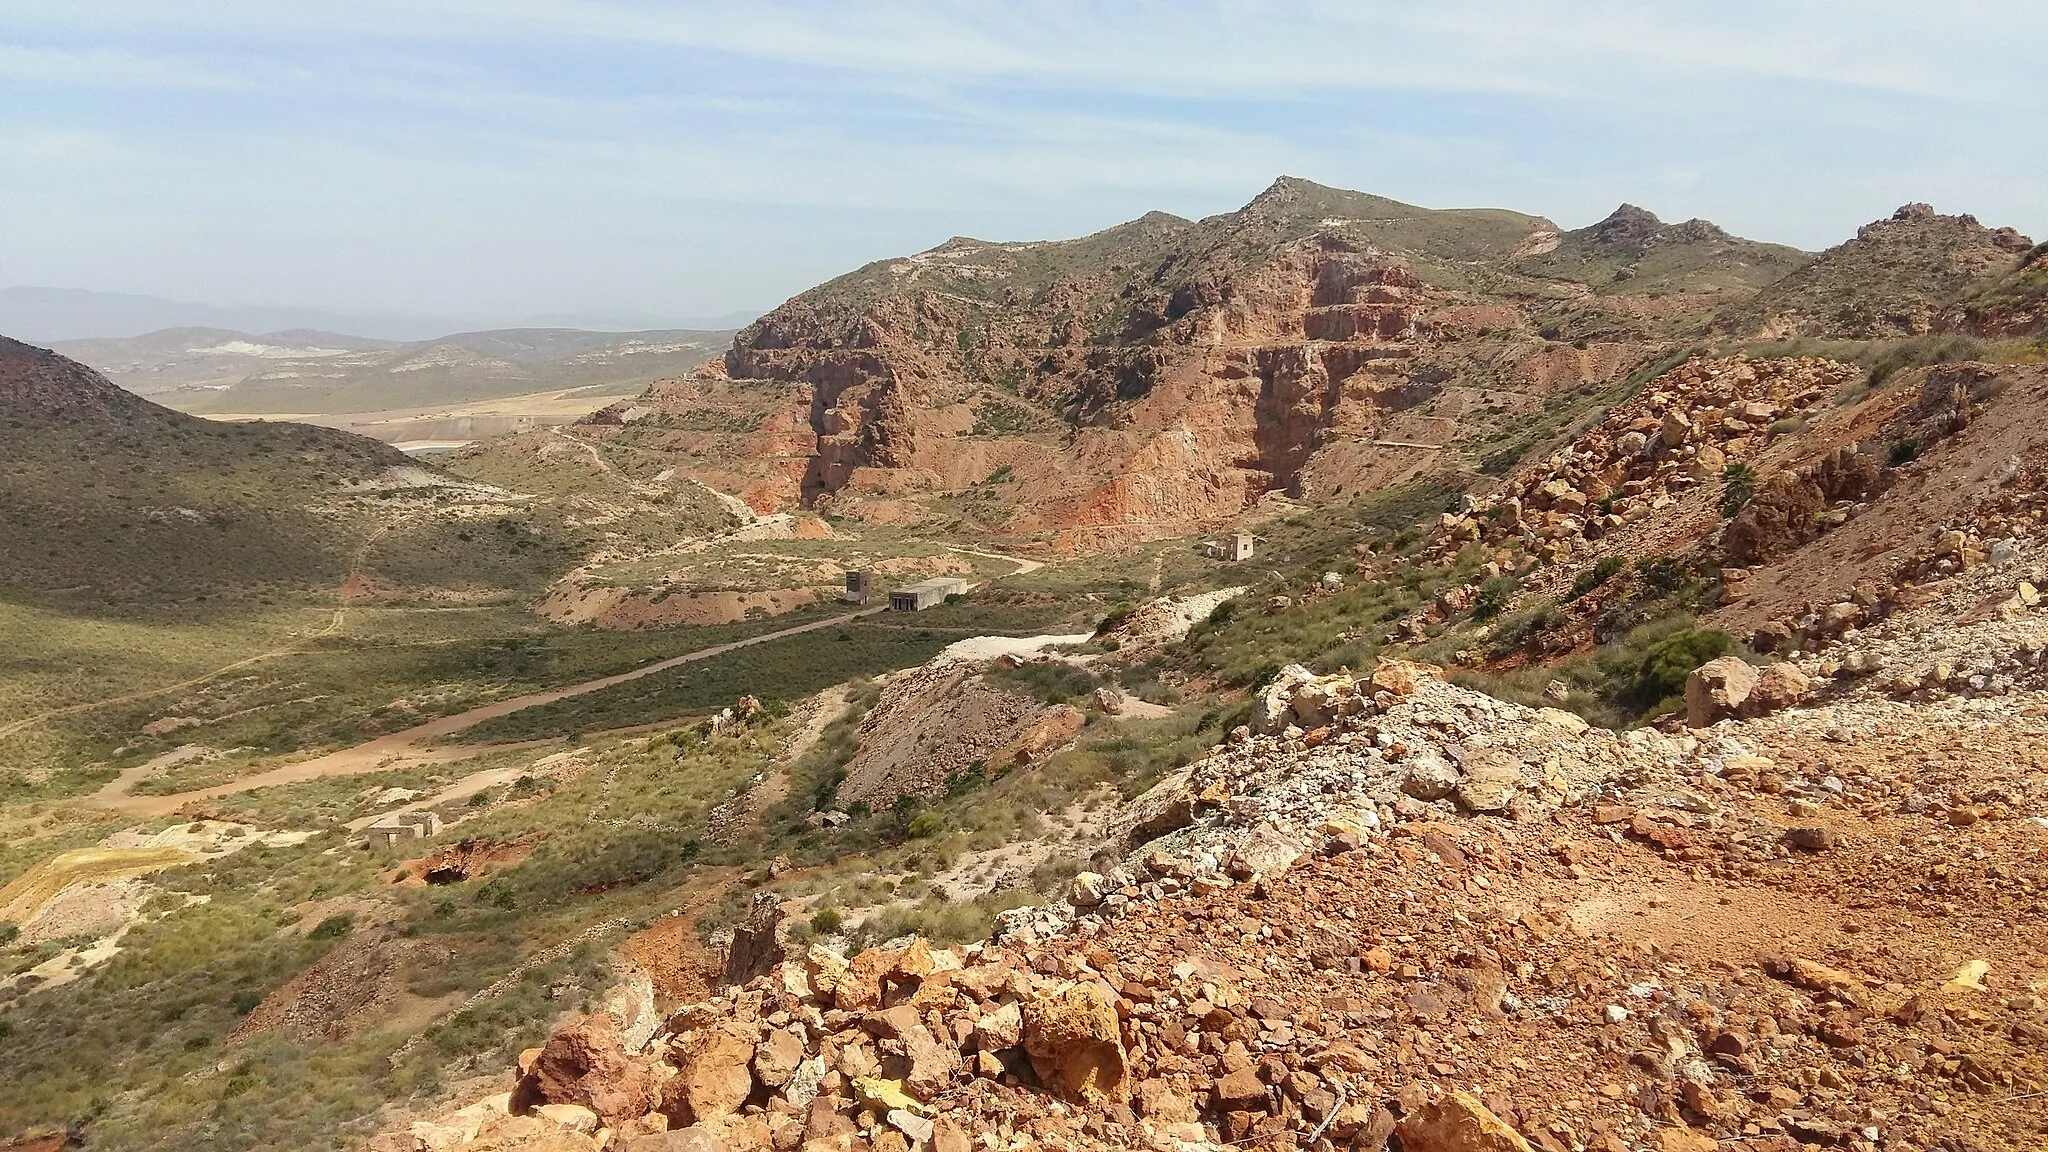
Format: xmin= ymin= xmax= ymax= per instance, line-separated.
xmin=610 ymin=241 xmax=1451 ymax=540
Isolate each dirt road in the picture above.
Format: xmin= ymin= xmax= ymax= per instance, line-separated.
xmin=78 ymin=542 xmax=1043 ymax=817
xmin=91 ymin=606 xmax=886 ymax=817
xmin=948 ymin=545 xmax=1045 ymax=575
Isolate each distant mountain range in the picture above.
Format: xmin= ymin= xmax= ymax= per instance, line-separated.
xmin=0 ymin=285 xmax=762 ymax=343
xmin=52 ymin=324 xmax=739 ymax=417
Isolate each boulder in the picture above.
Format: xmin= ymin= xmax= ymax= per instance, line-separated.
xmin=1221 ymin=823 xmax=1305 ymax=880
xmin=1067 ymin=872 xmax=1108 ymax=908
xmin=1289 ymin=676 xmax=1354 ymax=728
xmin=974 ymin=1001 xmax=1023 ymax=1050
xmin=804 ymin=944 xmax=850 ymax=1000
xmin=901 ymin=1025 xmax=962 ymax=1100
xmin=1370 ymin=659 xmax=1429 ymax=698
xmin=1212 ymin=1067 xmax=1269 ymax=1111
xmin=1684 ymin=656 xmax=1757 ymax=728
xmin=1451 ymin=750 xmax=1523 ymax=813
xmin=753 ymin=1027 xmax=806 ymax=1089
xmin=533 ymin=1103 xmax=601 ymax=1135
xmin=514 ymin=1013 xmax=661 ymax=1130
xmin=1659 ymin=410 xmax=1692 ymax=447
xmin=1251 ymin=665 xmax=1318 ymax=734
xmin=1021 ymin=983 xmax=1129 ymax=1103
xmin=661 ymin=1022 xmax=757 ymax=1125
xmin=1115 ymin=768 xmax=1197 ymax=850
xmin=1400 ymin=750 xmax=1461 ymax=801
xmin=833 ymin=947 xmax=894 ymax=1012
xmin=1394 ymin=1090 xmax=1534 ymax=1152
xmin=633 ymin=1115 xmax=772 ymax=1152
xmin=1135 ymin=1079 xmax=1200 ymax=1122
xmin=1747 ymin=662 xmax=1812 ymax=714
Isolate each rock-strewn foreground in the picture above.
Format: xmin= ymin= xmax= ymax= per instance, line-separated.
xmin=383 ymin=648 xmax=2047 ymax=1152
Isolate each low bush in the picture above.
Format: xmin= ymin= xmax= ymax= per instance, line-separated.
xmin=307 ymin=915 xmax=353 ymax=940
xmin=1564 ymin=556 xmax=1625 ymax=603
xmin=1720 ymin=464 xmax=1758 ymax=518
xmin=1619 ymin=626 xmax=1736 ymax=715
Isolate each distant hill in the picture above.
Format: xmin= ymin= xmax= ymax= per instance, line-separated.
xmin=1 ymin=285 xmax=762 ymax=346
xmin=0 ymin=336 xmax=409 ymax=595
xmin=0 ymin=286 xmax=472 ymax=343
xmin=548 ymin=175 xmax=1808 ymax=547
xmin=1711 ymin=203 xmax=2034 ymax=339
xmin=53 ymin=326 xmax=737 ymax=416
xmin=1514 ymin=204 xmax=1808 ymax=295
xmin=0 ymin=335 xmax=743 ymax=600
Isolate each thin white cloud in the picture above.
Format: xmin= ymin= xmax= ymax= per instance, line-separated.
xmin=0 ymin=0 xmax=2040 ymax=321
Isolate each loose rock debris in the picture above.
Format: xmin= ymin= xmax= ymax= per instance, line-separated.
xmin=381 ymin=659 xmax=2048 ymax=1151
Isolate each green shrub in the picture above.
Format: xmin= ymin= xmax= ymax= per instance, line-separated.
xmin=1205 ymin=599 xmax=1237 ymax=626
xmin=1470 ymin=578 xmax=1513 ymax=621
xmin=1623 ymin=627 xmax=1735 ymax=714
xmin=986 ymin=661 xmax=1099 ymax=704
xmin=1889 ymin=437 xmax=1921 ymax=466
xmin=809 ymin=906 xmax=843 ymax=934
xmin=1720 ymin=464 xmax=1758 ymax=519
xmin=1634 ymin=556 xmax=1689 ymax=595
xmin=1564 ymin=556 xmax=1625 ymax=602
xmin=307 ymin=915 xmax=352 ymax=940
xmin=905 ymin=812 xmax=944 ymax=839
xmin=1868 ymin=334 xmax=1985 ymax=389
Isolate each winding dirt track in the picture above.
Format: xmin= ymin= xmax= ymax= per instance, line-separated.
xmin=91 ymin=607 xmax=885 ymax=817
xmin=79 ymin=545 xmax=1045 ymax=818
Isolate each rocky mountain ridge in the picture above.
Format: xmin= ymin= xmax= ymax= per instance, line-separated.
xmin=546 ymin=180 xmax=1830 ymax=550
xmin=539 ymin=183 xmax=2035 ymax=556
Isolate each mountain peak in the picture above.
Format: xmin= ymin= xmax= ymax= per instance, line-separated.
xmin=1588 ymin=203 xmax=1663 ymax=245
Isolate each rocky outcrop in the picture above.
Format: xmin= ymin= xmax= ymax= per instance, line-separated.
xmin=1725 ymin=444 xmax=1887 ymax=566
xmin=1438 ymin=355 xmax=1858 ymax=570
xmin=1714 ymin=203 xmax=2033 ymax=339
xmin=556 ymin=179 xmax=1813 ymax=545
xmin=720 ymin=892 xmax=785 ymax=986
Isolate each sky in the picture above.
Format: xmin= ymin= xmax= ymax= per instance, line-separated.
xmin=3 ymin=0 xmax=2044 ymax=331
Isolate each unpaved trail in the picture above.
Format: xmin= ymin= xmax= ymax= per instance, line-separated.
xmin=548 ymin=426 xmax=614 ymax=474
xmin=705 ymin=684 xmax=857 ymax=845
xmin=91 ymin=607 xmax=888 ymax=817
xmin=947 ymin=545 xmax=1044 ymax=575
xmin=73 ymin=541 xmax=1039 ymax=816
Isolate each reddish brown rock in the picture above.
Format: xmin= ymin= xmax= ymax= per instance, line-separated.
xmin=662 ymin=1022 xmax=757 ymax=1125
xmin=1395 ymin=1090 xmax=1535 ymax=1152
xmin=513 ymin=1013 xmax=661 ymax=1130
xmin=1021 ymin=983 xmax=1130 ymax=1104
xmin=723 ymin=892 xmax=786 ymax=986
xmin=1746 ymin=662 xmax=1812 ymax=715
xmin=1684 ymin=656 xmax=1757 ymax=728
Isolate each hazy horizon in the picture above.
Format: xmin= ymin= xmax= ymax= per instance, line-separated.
xmin=4 ymin=1 xmax=2043 ymax=328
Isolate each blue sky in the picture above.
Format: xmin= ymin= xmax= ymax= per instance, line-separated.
xmin=3 ymin=1 xmax=2043 ymax=328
